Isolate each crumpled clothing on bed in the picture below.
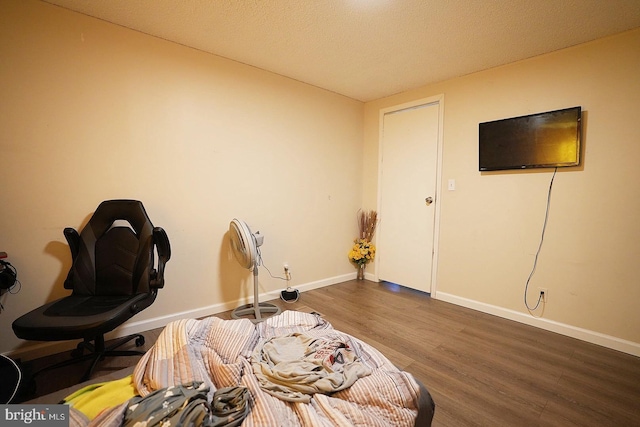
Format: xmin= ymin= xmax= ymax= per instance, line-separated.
xmin=251 ymin=332 xmax=372 ymax=402
xmin=68 ymin=383 xmax=250 ymax=427
xmin=123 ymin=381 xmax=211 ymax=427
xmin=62 ymin=374 xmax=137 ymax=420
xmin=123 ymin=382 xmax=250 ymax=427
xmin=210 ymin=386 xmax=251 ymax=427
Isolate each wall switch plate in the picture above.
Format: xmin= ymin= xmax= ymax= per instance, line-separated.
xmin=448 ymin=179 xmax=456 ymax=191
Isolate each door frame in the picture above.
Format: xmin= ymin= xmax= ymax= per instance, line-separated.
xmin=374 ymin=94 xmax=444 ymax=298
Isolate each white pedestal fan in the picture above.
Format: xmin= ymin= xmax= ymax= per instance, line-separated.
xmin=229 ymin=218 xmax=281 ymax=323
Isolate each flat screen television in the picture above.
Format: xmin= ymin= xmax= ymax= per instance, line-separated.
xmin=479 ymin=106 xmax=582 ymax=171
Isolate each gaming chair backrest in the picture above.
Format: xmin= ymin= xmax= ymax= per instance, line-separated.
xmin=67 ymin=200 xmax=155 ymax=297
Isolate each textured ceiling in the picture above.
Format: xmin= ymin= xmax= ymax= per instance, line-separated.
xmin=42 ymin=0 xmax=640 ymax=102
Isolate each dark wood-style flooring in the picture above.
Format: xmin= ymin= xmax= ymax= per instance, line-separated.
xmin=19 ymin=280 xmax=640 ymax=426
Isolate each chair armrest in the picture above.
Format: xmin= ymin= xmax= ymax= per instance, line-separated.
xmin=150 ymin=227 xmax=171 ymax=289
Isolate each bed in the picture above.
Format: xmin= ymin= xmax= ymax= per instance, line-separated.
xmin=65 ymin=310 xmax=435 ymax=426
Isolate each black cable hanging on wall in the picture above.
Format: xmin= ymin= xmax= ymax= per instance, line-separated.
xmin=524 ymin=167 xmax=558 ymax=312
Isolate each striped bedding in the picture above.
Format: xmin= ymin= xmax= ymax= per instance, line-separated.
xmin=131 ymin=310 xmax=424 ymax=426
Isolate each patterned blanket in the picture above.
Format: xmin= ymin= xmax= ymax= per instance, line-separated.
xmin=132 ymin=310 xmax=422 ymax=426
xmin=73 ymin=310 xmax=423 ymax=426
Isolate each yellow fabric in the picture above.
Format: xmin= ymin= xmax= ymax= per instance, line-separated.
xmin=63 ymin=375 xmax=137 ymax=420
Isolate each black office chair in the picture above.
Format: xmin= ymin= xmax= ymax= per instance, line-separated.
xmin=12 ymin=200 xmax=170 ymax=381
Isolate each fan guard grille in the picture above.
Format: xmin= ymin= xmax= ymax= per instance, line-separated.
xmin=228 ymin=218 xmax=281 ymax=323
xmin=229 ymin=219 xmax=256 ymax=270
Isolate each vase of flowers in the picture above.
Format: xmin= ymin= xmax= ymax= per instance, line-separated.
xmin=349 ymin=238 xmax=376 ymax=279
xmin=348 ymin=210 xmax=378 ymax=280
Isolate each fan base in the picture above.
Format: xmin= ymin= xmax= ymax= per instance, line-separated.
xmin=232 ymin=302 xmax=281 ymax=323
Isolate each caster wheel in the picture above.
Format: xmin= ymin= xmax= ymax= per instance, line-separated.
xmin=135 ymin=336 xmax=145 ymax=347
xmin=71 ymin=345 xmax=84 ymax=358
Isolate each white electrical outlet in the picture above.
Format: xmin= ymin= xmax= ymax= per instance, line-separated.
xmin=538 ymin=288 xmax=548 ymax=302
xmin=283 ymin=263 xmax=290 ymax=280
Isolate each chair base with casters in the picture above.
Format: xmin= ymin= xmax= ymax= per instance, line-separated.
xmin=31 ymin=332 xmax=147 ymax=383
xmin=11 ymin=200 xmax=171 ymax=386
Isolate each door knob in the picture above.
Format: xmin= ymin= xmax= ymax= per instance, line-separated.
xmin=425 ymin=197 xmax=433 ymax=206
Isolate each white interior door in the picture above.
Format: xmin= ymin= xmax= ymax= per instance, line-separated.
xmin=377 ymin=100 xmax=441 ymax=294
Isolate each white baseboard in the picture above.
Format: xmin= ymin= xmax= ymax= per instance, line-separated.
xmin=436 ymin=292 xmax=640 ymax=357
xmin=7 ymin=273 xmax=355 ymax=361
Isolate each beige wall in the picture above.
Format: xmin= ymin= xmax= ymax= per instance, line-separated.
xmin=0 ymin=0 xmax=363 ymax=356
xmin=364 ymin=29 xmax=640 ymax=349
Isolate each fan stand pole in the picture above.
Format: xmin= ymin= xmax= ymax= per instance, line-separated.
xmin=231 ymin=261 xmax=281 ymax=323
xmin=251 ymin=264 xmax=262 ymax=320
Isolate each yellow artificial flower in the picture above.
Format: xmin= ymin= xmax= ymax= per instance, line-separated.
xmin=348 ymin=239 xmax=376 ymax=265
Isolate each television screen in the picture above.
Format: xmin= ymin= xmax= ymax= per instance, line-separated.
xmin=479 ymin=106 xmax=582 ymax=171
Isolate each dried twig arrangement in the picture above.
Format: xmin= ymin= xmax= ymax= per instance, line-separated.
xmin=357 ymin=209 xmax=378 ymax=241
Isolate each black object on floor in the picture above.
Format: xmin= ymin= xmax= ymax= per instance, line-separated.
xmin=280 ymin=287 xmax=299 ymax=303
